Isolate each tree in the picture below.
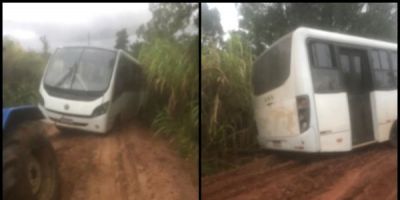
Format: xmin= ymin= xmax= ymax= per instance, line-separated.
xmin=40 ymin=35 xmax=49 ymax=59
xmin=114 ymin=28 xmax=129 ymax=50
xmin=239 ymin=3 xmax=398 ymax=55
xmin=129 ymin=41 xmax=142 ymax=58
xmin=131 ymin=3 xmax=199 ymax=158
xmin=131 ymin=3 xmax=198 ymax=56
xmin=3 ymin=37 xmax=46 ymax=107
xmin=201 ymin=4 xmax=224 ymax=47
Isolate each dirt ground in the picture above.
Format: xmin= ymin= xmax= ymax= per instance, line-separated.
xmin=202 ymin=144 xmax=397 ymax=200
xmin=43 ymin=123 xmax=198 ymax=200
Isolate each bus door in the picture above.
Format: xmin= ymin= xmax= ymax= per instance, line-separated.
xmin=338 ymin=48 xmax=374 ymax=145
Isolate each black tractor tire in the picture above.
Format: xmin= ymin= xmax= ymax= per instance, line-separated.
xmin=389 ymin=121 xmax=397 ymax=147
xmin=3 ymin=121 xmax=60 ymax=200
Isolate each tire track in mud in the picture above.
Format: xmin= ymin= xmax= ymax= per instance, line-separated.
xmin=50 ymin=134 xmax=99 ymax=200
xmin=118 ymin=126 xmax=198 ymax=200
xmin=45 ymin=124 xmax=197 ymax=200
xmin=202 ymin=145 xmax=397 ymax=200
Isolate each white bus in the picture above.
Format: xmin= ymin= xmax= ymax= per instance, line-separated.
xmin=252 ymin=27 xmax=397 ymax=152
xmin=38 ymin=46 xmax=146 ymax=134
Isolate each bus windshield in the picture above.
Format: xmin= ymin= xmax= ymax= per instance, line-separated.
xmin=44 ymin=47 xmax=116 ymax=94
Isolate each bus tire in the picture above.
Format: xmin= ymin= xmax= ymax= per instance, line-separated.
xmin=3 ymin=122 xmax=60 ymax=200
xmin=389 ymin=121 xmax=397 ymax=147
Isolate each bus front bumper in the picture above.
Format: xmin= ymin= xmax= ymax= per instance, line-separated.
xmin=38 ymin=105 xmax=109 ymax=134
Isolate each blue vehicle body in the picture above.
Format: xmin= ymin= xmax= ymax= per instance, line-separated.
xmin=2 ymin=105 xmax=44 ymax=133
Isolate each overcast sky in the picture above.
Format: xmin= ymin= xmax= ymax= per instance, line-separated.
xmin=3 ymin=3 xmax=152 ymax=52
xmin=207 ymin=3 xmax=239 ymax=40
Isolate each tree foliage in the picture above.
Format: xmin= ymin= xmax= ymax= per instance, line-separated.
xmin=40 ymin=35 xmax=50 ymax=59
xmin=201 ymin=34 xmax=256 ymax=175
xmin=3 ymin=37 xmax=46 ymax=107
xmin=133 ymin=3 xmax=199 ymax=159
xmin=115 ymin=28 xmax=129 ymax=50
xmin=239 ymin=3 xmax=398 ymax=55
xmin=201 ymin=4 xmax=224 ymax=46
xmin=131 ymin=3 xmax=198 ymax=56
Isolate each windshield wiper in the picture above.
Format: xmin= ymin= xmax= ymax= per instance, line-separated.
xmin=69 ymin=49 xmax=86 ymax=90
xmin=55 ymin=62 xmax=78 ymax=87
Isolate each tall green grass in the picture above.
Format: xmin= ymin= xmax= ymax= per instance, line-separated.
xmin=3 ymin=38 xmax=46 ymax=107
xmin=138 ymin=36 xmax=199 ymax=159
xmin=201 ymin=35 xmax=257 ymax=175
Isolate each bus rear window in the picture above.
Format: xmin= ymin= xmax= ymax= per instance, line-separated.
xmin=252 ymin=36 xmax=292 ymax=96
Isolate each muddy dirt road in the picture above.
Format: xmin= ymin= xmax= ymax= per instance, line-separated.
xmin=202 ymin=144 xmax=397 ymax=200
xmin=44 ymin=124 xmax=197 ymax=200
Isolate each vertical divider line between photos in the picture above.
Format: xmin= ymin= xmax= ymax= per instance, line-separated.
xmin=197 ymin=2 xmax=202 ymax=200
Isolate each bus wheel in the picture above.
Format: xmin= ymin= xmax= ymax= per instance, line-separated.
xmin=389 ymin=121 xmax=397 ymax=147
xmin=3 ymin=122 xmax=60 ymax=200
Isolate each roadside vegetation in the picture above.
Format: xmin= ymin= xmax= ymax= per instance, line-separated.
xmin=3 ymin=37 xmax=47 ymax=107
xmin=132 ymin=3 xmax=199 ymax=160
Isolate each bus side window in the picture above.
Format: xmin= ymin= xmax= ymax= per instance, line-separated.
xmin=390 ymin=52 xmax=397 ymax=85
xmin=340 ymin=55 xmax=351 ymax=73
xmin=125 ymin=59 xmax=134 ymax=90
xmin=131 ymin=64 xmax=143 ymax=91
xmin=311 ymin=42 xmax=335 ymax=68
xmin=390 ymin=52 xmax=397 ymax=71
xmin=113 ymin=55 xmax=129 ymax=100
xmin=379 ymin=50 xmax=390 ymax=70
xmin=370 ymin=50 xmax=380 ymax=69
xmin=369 ymin=49 xmax=396 ymax=90
xmin=309 ymin=42 xmax=343 ymax=93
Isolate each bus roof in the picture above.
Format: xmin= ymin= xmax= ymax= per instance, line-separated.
xmin=293 ymin=27 xmax=397 ymax=50
xmin=255 ymin=27 xmax=397 ymax=63
xmin=56 ymin=46 xmax=118 ymax=52
xmin=53 ymin=46 xmax=142 ymax=65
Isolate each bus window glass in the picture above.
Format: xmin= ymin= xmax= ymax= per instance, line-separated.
xmin=252 ymin=36 xmax=292 ymax=95
xmin=312 ymin=43 xmax=334 ymax=68
xmin=132 ymin=63 xmax=143 ymax=91
xmin=340 ymin=55 xmax=350 ymax=73
xmin=353 ymin=56 xmax=361 ymax=74
xmin=309 ymin=41 xmax=343 ymax=93
xmin=370 ymin=50 xmax=381 ymax=69
xmin=379 ymin=51 xmax=390 ymax=70
xmin=113 ymin=54 xmax=131 ymax=99
xmin=391 ymin=52 xmax=397 ymax=70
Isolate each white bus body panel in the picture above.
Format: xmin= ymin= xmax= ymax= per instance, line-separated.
xmin=314 ymin=93 xmax=352 ymax=152
xmin=254 ymin=84 xmax=299 ymax=138
xmin=370 ymin=90 xmax=397 ymax=142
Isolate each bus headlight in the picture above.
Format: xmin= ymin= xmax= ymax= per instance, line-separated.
xmin=296 ymin=95 xmax=310 ymax=133
xmin=92 ymin=102 xmax=109 ymax=117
